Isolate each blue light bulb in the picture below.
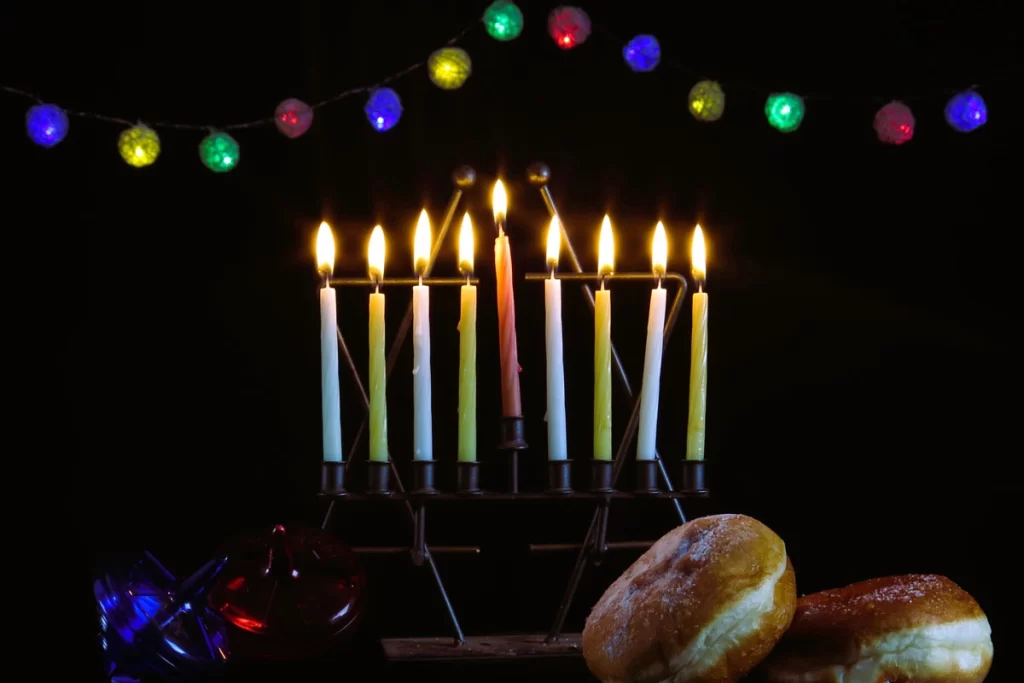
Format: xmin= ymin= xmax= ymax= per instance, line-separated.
xmin=623 ymin=35 xmax=661 ymax=72
xmin=365 ymin=89 xmax=403 ymax=132
xmin=945 ymin=91 xmax=987 ymax=133
xmin=26 ymin=103 xmax=69 ymax=147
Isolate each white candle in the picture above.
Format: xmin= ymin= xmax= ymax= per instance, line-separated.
xmin=412 ymin=210 xmax=433 ymax=461
xmin=544 ymin=216 xmax=568 ymax=461
xmin=637 ymin=222 xmax=668 ymax=461
xmin=316 ymin=222 xmax=342 ymax=462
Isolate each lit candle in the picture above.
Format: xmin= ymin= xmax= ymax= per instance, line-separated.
xmin=367 ymin=225 xmax=388 ymax=463
xmin=686 ymin=225 xmax=709 ymax=461
xmin=544 ymin=216 xmax=568 ymax=461
xmin=492 ymin=180 xmax=523 ymax=418
xmin=594 ymin=216 xmax=615 ymax=461
xmin=637 ymin=222 xmax=668 ymax=461
xmin=412 ymin=210 xmax=433 ymax=461
xmin=457 ymin=213 xmax=477 ymax=462
xmin=316 ymin=221 xmax=343 ymax=463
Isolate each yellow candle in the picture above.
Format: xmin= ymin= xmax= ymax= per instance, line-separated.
xmin=457 ymin=213 xmax=477 ymax=462
xmin=367 ymin=225 xmax=389 ymax=462
xmin=686 ymin=225 xmax=709 ymax=461
xmin=594 ymin=216 xmax=615 ymax=461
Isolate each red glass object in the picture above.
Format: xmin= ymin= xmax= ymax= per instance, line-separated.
xmin=209 ymin=524 xmax=366 ymax=660
xmin=873 ymin=101 xmax=915 ymax=145
xmin=548 ymin=6 xmax=591 ymax=50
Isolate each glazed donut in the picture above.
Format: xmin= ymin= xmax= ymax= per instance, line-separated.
xmin=756 ymin=574 xmax=993 ymax=683
xmin=582 ymin=514 xmax=796 ymax=683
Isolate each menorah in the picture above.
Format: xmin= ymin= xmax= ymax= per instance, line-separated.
xmin=318 ymin=163 xmax=710 ymax=660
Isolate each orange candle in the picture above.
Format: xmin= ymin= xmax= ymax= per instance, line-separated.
xmin=493 ymin=180 xmax=522 ymax=417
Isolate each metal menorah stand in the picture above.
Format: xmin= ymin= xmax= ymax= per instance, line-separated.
xmin=318 ymin=164 xmax=709 ymax=662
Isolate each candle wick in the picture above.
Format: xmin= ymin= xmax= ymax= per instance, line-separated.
xmin=375 ymin=281 xmax=381 ymax=294
xmin=465 ymin=273 xmax=470 ymax=286
xmin=600 ymin=276 xmax=606 ymax=291
xmin=419 ymin=275 xmax=424 ymax=287
xmin=698 ymin=282 xmax=703 ymax=294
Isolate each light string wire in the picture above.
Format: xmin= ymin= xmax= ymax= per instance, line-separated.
xmin=591 ymin=24 xmax=1020 ymax=103
xmin=1 ymin=21 xmax=475 ymax=132
xmin=2 ymin=6 xmax=1018 ymax=135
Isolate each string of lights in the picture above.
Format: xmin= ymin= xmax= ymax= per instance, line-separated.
xmin=2 ymin=2 xmax=997 ymax=173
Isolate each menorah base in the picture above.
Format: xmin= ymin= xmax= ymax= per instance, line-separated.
xmin=382 ymin=633 xmax=583 ymax=661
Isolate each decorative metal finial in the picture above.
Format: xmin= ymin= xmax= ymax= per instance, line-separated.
xmin=526 ymin=162 xmax=551 ymax=187
xmin=452 ymin=165 xmax=476 ymax=189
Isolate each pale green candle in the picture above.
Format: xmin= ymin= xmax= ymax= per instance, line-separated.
xmin=368 ymin=226 xmax=389 ymax=462
xmin=594 ymin=215 xmax=615 ymax=461
xmin=457 ymin=213 xmax=477 ymax=462
xmin=686 ymin=225 xmax=708 ymax=461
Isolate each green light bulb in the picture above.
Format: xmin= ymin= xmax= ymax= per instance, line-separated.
xmin=765 ymin=93 xmax=805 ymax=133
xmin=199 ymin=131 xmax=240 ymax=172
xmin=483 ymin=0 xmax=523 ymax=41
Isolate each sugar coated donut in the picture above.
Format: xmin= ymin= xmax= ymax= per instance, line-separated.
xmin=582 ymin=513 xmax=797 ymax=683
xmin=756 ymin=574 xmax=993 ymax=683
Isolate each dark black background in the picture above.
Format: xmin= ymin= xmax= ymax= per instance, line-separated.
xmin=5 ymin=0 xmax=1017 ymax=680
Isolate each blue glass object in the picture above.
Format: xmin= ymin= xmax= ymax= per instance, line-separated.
xmin=26 ymin=103 xmax=69 ymax=147
xmin=623 ymin=35 xmax=661 ymax=72
xmin=945 ymin=91 xmax=987 ymax=133
xmin=365 ymin=88 xmax=403 ymax=132
xmin=95 ymin=551 xmax=230 ymax=681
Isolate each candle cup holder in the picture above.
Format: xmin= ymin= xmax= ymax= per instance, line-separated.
xmin=498 ymin=415 xmax=528 ymax=450
xmin=680 ymin=459 xmax=707 ymax=493
xmin=366 ymin=460 xmax=392 ymax=495
xmin=590 ymin=459 xmax=615 ymax=493
xmin=456 ymin=461 xmax=482 ymax=495
xmin=634 ymin=460 xmax=661 ymax=495
xmin=320 ymin=461 xmax=347 ymax=496
xmin=547 ymin=460 xmax=573 ymax=495
xmin=411 ymin=460 xmax=439 ymax=496
xmin=498 ymin=416 xmax=527 ymax=493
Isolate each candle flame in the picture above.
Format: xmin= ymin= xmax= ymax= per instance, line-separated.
xmin=492 ymin=179 xmax=507 ymax=225
xmin=598 ymin=215 xmax=615 ymax=276
xmin=691 ymin=224 xmax=706 ymax=281
xmin=316 ymin=221 xmax=335 ymax=275
xmin=546 ymin=215 xmax=561 ymax=268
xmin=368 ymin=225 xmax=385 ymax=281
xmin=652 ymin=221 xmax=668 ymax=275
xmin=458 ymin=212 xmax=474 ymax=274
xmin=414 ymin=209 xmax=431 ymax=275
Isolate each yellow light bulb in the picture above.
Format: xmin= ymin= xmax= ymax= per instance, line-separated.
xmin=316 ymin=221 xmax=335 ymax=275
xmin=691 ymin=224 xmax=706 ymax=281
xmin=458 ymin=212 xmax=474 ymax=274
xmin=368 ymin=225 xmax=385 ymax=281
xmin=414 ymin=209 xmax=431 ymax=275
xmin=598 ymin=215 xmax=615 ymax=276
xmin=652 ymin=221 xmax=668 ymax=275
xmin=546 ymin=215 xmax=562 ymax=268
